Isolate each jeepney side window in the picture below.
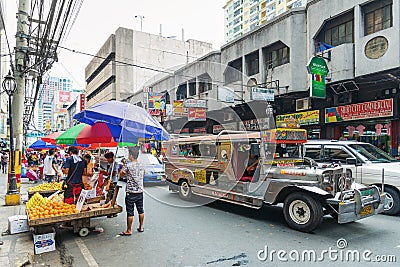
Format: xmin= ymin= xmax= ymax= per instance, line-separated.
xmin=199 ymin=143 xmax=216 ymax=158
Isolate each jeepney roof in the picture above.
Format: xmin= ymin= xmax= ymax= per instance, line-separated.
xmin=167 ymin=132 xmax=261 ymax=143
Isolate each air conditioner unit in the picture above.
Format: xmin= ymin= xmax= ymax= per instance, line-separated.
xmin=296 ymin=98 xmax=311 ymax=111
xmin=224 ymin=112 xmax=235 ymax=121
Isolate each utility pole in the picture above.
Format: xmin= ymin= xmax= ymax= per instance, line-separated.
xmin=7 ymin=0 xmax=29 ymax=205
xmin=135 ymin=15 xmax=144 ymax=31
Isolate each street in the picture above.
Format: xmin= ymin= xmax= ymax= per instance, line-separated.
xmin=56 ymin=183 xmax=400 ymax=267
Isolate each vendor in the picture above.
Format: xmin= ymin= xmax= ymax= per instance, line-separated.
xmin=100 ymin=151 xmax=118 ymax=202
xmin=62 ymin=146 xmax=87 ymax=204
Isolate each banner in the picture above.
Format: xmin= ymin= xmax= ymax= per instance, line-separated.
xmin=307 ymin=56 xmax=329 ymax=98
xmin=173 ymin=100 xmax=186 ymax=116
xmin=325 ymin=99 xmax=393 ymax=123
xmin=188 ymin=108 xmax=206 ymax=121
xmin=184 ymin=99 xmax=207 ymax=108
xmin=148 ymin=92 xmax=165 ymax=116
xmin=277 ymin=110 xmax=320 ymax=126
xmin=250 ymin=87 xmax=274 ymax=101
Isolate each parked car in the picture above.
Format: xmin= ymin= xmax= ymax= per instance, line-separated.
xmin=119 ymin=153 xmax=166 ymax=184
xmin=304 ymin=140 xmax=400 ymax=215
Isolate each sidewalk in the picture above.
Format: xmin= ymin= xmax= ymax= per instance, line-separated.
xmin=0 ymin=173 xmax=63 ymax=266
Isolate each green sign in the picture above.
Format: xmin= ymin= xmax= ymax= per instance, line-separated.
xmin=307 ymin=56 xmax=329 ymax=99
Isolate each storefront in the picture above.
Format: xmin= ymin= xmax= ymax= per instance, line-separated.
xmin=276 ymin=110 xmax=321 ymax=140
xmin=324 ymin=98 xmax=399 ymax=156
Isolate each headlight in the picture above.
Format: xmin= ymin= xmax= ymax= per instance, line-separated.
xmin=322 ymin=173 xmax=331 ymax=183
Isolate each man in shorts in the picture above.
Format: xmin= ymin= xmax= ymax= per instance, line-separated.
xmin=118 ymin=147 xmax=145 ymax=236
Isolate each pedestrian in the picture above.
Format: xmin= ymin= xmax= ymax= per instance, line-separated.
xmin=82 ymin=153 xmax=94 ymax=189
xmin=62 ymin=146 xmax=87 ymax=204
xmin=118 ymin=146 xmax=145 ymax=236
xmin=1 ymin=152 xmax=9 ymax=174
xmin=43 ymin=149 xmax=62 ymax=182
xmin=100 ymin=151 xmax=118 ymax=202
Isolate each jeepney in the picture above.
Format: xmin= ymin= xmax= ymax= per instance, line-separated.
xmin=163 ymin=127 xmax=386 ymax=232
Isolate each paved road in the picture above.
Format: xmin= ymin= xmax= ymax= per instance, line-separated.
xmin=58 ymin=183 xmax=400 ymax=267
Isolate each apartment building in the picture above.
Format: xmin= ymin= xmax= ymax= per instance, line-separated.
xmin=139 ymin=0 xmax=400 ymax=157
xmin=224 ymin=0 xmax=306 ymax=42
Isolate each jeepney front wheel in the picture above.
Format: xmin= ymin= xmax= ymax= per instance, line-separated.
xmin=382 ymin=186 xmax=400 ymax=215
xmin=283 ymin=193 xmax=323 ymax=233
xmin=178 ymin=180 xmax=192 ymax=201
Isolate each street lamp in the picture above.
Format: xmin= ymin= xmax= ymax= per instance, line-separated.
xmin=134 ymin=15 xmax=145 ymax=31
xmin=2 ymin=71 xmax=18 ymax=199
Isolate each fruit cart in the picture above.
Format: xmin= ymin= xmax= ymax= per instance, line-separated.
xmin=27 ymin=186 xmax=123 ymax=237
xmin=27 ymin=182 xmax=64 ymax=200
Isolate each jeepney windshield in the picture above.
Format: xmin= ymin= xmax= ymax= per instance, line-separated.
xmin=349 ymin=143 xmax=397 ymax=163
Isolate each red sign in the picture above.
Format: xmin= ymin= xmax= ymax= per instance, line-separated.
xmin=188 ymin=108 xmax=206 ymax=121
xmin=325 ymin=99 xmax=393 ymax=123
xmin=193 ymin=127 xmax=206 ymax=133
xmin=79 ymin=94 xmax=85 ymax=111
xmin=58 ymin=91 xmax=71 ymax=103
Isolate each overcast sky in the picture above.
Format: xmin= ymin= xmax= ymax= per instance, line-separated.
xmin=4 ymin=0 xmax=227 ymax=90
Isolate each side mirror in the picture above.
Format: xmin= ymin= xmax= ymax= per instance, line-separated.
xmin=346 ymin=158 xmax=361 ymax=166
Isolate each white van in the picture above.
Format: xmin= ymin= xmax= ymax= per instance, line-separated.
xmin=304 ymin=140 xmax=400 ymax=215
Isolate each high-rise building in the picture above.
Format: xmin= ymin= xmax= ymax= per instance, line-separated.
xmin=36 ymin=76 xmax=82 ymax=132
xmin=224 ymin=0 xmax=306 ymax=43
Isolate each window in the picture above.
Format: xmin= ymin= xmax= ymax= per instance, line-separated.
xmin=224 ymin=58 xmax=243 ymax=84
xmin=266 ymin=46 xmax=290 ymax=68
xmin=323 ymin=147 xmax=353 ymax=164
xmin=323 ymin=20 xmax=353 ymax=46
xmin=188 ymin=80 xmax=196 ymax=96
xmin=246 ymin=51 xmax=259 ymax=76
xmin=304 ymin=145 xmax=322 ymax=162
xmin=176 ymin=84 xmax=187 ymax=100
xmin=364 ymin=0 xmax=392 ymax=35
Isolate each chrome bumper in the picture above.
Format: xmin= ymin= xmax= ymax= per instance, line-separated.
xmin=326 ymin=185 xmax=385 ymax=224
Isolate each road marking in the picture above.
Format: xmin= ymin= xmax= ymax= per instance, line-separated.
xmin=155 ymin=186 xmax=169 ymax=191
xmin=75 ymin=238 xmax=99 ymax=267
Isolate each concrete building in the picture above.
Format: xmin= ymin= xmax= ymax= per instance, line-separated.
xmin=84 ymin=28 xmax=214 ymax=108
xmin=224 ymin=0 xmax=306 ymax=42
xmin=141 ymin=0 xmax=400 ymax=157
xmin=36 ymin=76 xmax=82 ymax=132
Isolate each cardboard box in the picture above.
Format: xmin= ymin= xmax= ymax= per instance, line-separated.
xmin=34 ymin=232 xmax=56 ymax=254
xmin=8 ymin=215 xmax=29 ymax=234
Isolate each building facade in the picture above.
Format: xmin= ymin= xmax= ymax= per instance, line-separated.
xmin=136 ymin=0 xmax=400 ymax=157
xmin=84 ymin=28 xmax=214 ymax=108
xmin=36 ymin=76 xmax=82 ymax=132
xmin=224 ymin=0 xmax=306 ymax=42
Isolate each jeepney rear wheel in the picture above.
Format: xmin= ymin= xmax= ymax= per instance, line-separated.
xmin=283 ymin=193 xmax=323 ymax=233
xmin=178 ymin=180 xmax=192 ymax=200
xmin=382 ymin=186 xmax=400 ymax=215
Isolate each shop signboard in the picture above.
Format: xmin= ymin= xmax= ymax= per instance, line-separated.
xmin=325 ymin=99 xmax=393 ymax=123
xmin=148 ymin=92 xmax=165 ymax=116
xmin=165 ymin=104 xmax=173 ymax=116
xmin=79 ymin=94 xmax=85 ymax=111
xmin=250 ymin=87 xmax=274 ymax=101
xmin=173 ymin=100 xmax=186 ymax=116
xmin=213 ymin=122 xmax=237 ymax=134
xmin=184 ymin=99 xmax=207 ymax=108
xmin=277 ymin=110 xmax=320 ymax=126
xmin=307 ymin=56 xmax=329 ymax=98
xmin=188 ymin=108 xmax=206 ymax=121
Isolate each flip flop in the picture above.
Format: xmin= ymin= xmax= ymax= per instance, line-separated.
xmin=119 ymin=232 xmax=132 ymax=236
xmin=137 ymin=228 xmax=144 ymax=233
